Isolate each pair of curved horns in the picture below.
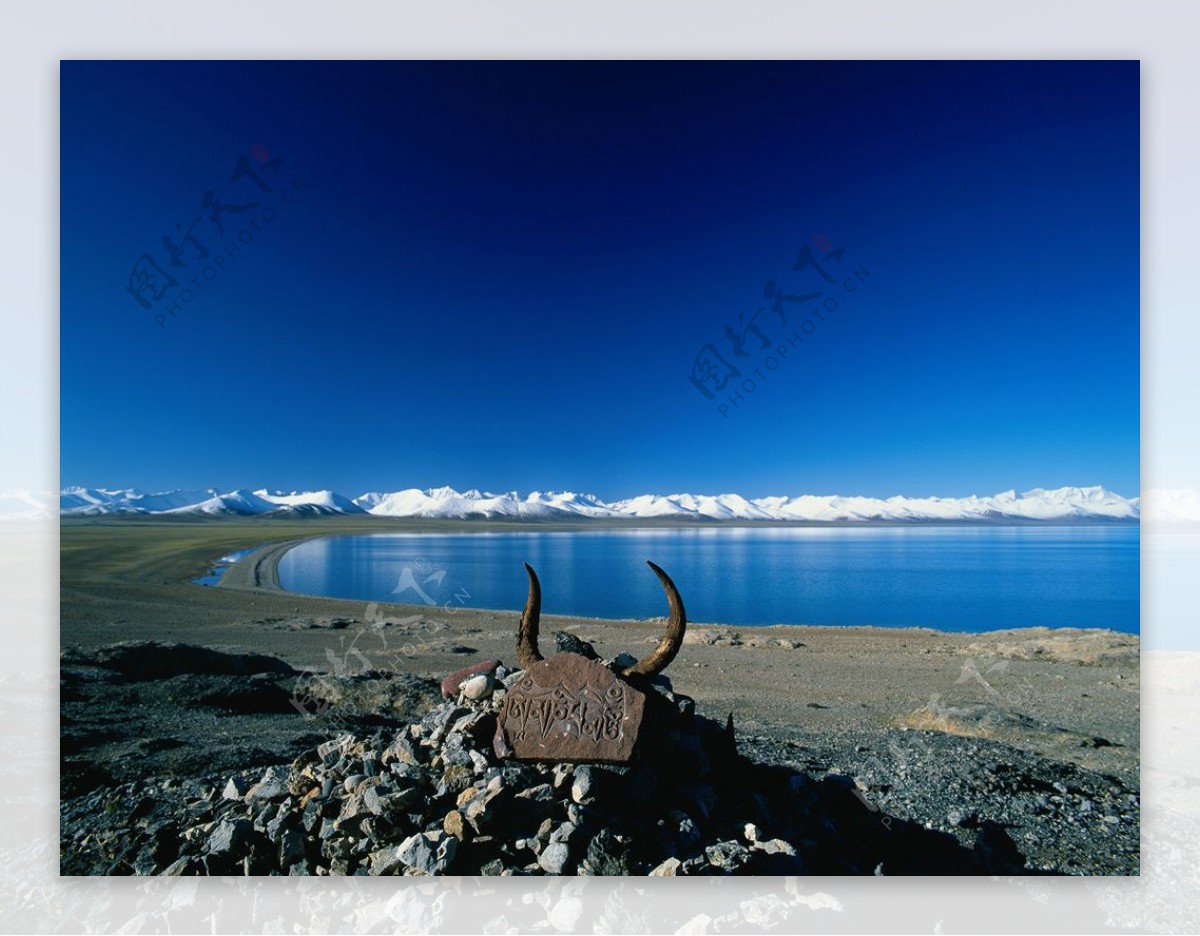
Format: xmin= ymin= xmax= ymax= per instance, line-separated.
xmin=516 ymin=561 xmax=687 ymax=678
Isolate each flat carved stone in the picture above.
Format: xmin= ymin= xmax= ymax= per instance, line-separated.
xmin=493 ymin=654 xmax=645 ymax=763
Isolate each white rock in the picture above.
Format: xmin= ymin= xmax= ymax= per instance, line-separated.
xmin=459 ymin=674 xmax=494 ymax=701
xmin=649 ymin=856 xmax=682 ymax=876
xmin=538 ymin=842 xmax=571 ymax=874
xmin=222 ymin=776 xmax=249 ymax=801
xmin=571 ymin=765 xmax=596 ymax=804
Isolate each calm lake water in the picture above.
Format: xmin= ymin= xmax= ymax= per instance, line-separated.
xmin=194 ymin=548 xmax=258 ymax=587
xmin=275 ymin=526 xmax=1139 ymax=633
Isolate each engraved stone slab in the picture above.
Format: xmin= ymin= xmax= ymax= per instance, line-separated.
xmin=493 ymin=654 xmax=645 ymax=763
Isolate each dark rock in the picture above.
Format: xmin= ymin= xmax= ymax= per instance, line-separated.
xmin=517 ymin=783 xmax=557 ymax=805
xmin=452 ymin=711 xmax=497 ymax=744
xmin=438 ymin=765 xmax=475 ymax=797
xmin=252 ymin=803 xmax=275 ymax=831
xmin=549 ymin=821 xmax=579 ymax=846
xmin=318 ymin=737 xmax=347 ymax=765
xmin=385 ymin=735 xmax=424 ymax=767
xmin=279 ymin=828 xmax=306 ymax=867
xmin=706 ymin=839 xmax=752 ymax=873
xmin=265 ymin=813 xmax=289 ymax=842
xmin=681 ymin=855 xmax=710 ymax=875
xmin=160 ymin=856 xmax=194 ymax=876
xmin=205 ymin=819 xmax=252 ymax=856
xmin=368 ymin=846 xmax=402 ymax=875
xmin=397 ymin=831 xmax=457 ymax=874
xmin=462 ymin=788 xmax=503 ymax=833
xmin=502 ymin=671 xmax=526 ymax=690
xmin=554 ymin=632 xmax=600 ymax=660
xmin=566 ymin=802 xmax=594 ymax=829
xmin=301 ymin=799 xmax=322 ymax=832
xmin=439 ymin=734 xmax=473 ymax=769
xmin=246 ymin=766 xmax=290 ymax=803
xmin=581 ymin=829 xmax=632 ymax=875
xmin=65 ymin=641 xmax=296 ymax=680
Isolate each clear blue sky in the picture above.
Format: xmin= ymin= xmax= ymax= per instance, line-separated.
xmin=61 ymin=61 xmax=1139 ymax=500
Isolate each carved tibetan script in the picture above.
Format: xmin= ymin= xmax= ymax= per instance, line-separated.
xmin=494 ymin=653 xmax=646 ymax=763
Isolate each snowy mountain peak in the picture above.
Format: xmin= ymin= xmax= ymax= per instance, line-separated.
xmin=51 ymin=483 xmax=1142 ymax=523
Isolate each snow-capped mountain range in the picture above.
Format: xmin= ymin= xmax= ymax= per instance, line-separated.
xmin=36 ymin=484 xmax=1145 ymax=523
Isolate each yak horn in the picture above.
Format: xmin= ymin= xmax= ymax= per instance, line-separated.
xmin=517 ymin=562 xmax=544 ymax=670
xmin=622 ymin=561 xmax=687 ymax=678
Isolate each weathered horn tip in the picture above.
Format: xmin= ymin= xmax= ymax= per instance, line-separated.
xmin=621 ymin=560 xmax=686 ymax=679
xmin=645 ymin=559 xmax=674 ymax=584
xmin=517 ymin=561 xmax=544 ymax=669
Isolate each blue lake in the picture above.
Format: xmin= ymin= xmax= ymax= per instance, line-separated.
xmin=194 ymin=548 xmax=259 ymax=587
xmin=275 ymin=526 xmax=1139 ymax=633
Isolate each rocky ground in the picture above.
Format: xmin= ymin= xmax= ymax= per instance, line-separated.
xmin=60 ymin=637 xmax=1138 ymax=876
xmin=59 ymin=518 xmax=1141 ymax=876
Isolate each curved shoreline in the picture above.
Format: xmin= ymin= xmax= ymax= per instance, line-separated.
xmin=217 ymin=538 xmax=305 ymax=592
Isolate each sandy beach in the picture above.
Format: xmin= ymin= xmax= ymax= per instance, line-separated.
xmin=59 ymin=516 xmax=1140 ymax=875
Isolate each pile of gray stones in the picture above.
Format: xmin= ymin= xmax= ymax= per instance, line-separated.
xmin=114 ymin=640 xmax=1024 ymax=876
xmin=65 ymin=633 xmax=1036 ymax=873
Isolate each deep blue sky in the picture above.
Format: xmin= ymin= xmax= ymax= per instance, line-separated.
xmin=61 ymin=61 xmax=1139 ymax=500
